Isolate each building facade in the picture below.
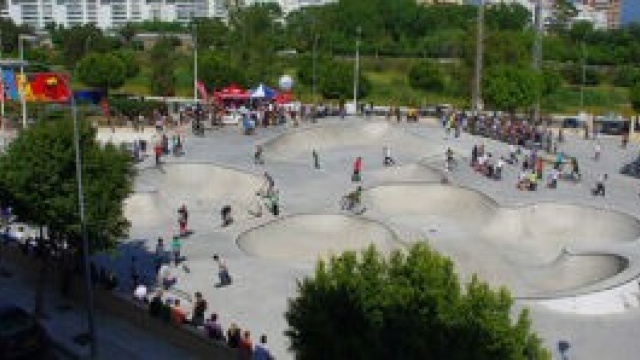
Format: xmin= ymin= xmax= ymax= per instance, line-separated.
xmin=581 ymin=0 xmax=620 ymax=29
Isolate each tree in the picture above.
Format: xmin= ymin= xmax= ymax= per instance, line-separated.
xmin=548 ymin=0 xmax=578 ymax=34
xmin=630 ymin=83 xmax=640 ymax=114
xmin=148 ymin=37 xmax=177 ymax=96
xmin=112 ymin=50 xmax=140 ymax=79
xmin=0 ymin=116 xmax=134 ymax=312
xmin=77 ymin=53 xmax=127 ymax=95
xmin=483 ymin=65 xmax=540 ymax=113
xmin=286 ymin=244 xmax=549 ymax=359
xmin=198 ymin=51 xmax=246 ymax=89
xmin=408 ymin=60 xmax=446 ymax=92
xmin=540 ymin=67 xmax=562 ymax=96
xmin=313 ymin=58 xmax=369 ymax=100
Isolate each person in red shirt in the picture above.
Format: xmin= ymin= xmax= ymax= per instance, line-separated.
xmin=154 ymin=143 xmax=162 ymax=166
xmin=238 ymin=330 xmax=253 ymax=360
xmin=352 ymin=156 xmax=362 ymax=182
xmin=170 ymin=299 xmax=186 ymax=326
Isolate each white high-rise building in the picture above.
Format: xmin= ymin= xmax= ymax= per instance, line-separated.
xmin=2 ymin=0 xmax=229 ymax=29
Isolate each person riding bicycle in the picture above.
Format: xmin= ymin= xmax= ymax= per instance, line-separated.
xmin=343 ymin=186 xmax=363 ymax=210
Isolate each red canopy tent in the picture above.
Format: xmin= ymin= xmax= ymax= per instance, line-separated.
xmin=213 ymin=84 xmax=249 ymax=100
xmin=274 ymin=91 xmax=292 ymax=105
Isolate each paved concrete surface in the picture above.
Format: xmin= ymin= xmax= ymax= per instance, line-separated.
xmin=97 ymin=117 xmax=640 ymax=359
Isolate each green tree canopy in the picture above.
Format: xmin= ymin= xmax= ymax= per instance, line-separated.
xmin=408 ymin=60 xmax=446 ymax=92
xmin=483 ymin=65 xmax=540 ymax=113
xmin=286 ymin=244 xmax=549 ymax=359
xmin=77 ymin=52 xmax=127 ymax=94
xmin=112 ymin=49 xmax=141 ymax=79
xmin=148 ymin=37 xmax=178 ymax=96
xmin=630 ymin=82 xmax=640 ymax=114
xmin=0 ymin=117 xmax=134 ymax=251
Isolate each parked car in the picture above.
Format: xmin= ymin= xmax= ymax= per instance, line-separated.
xmin=0 ymin=304 xmax=51 ymax=359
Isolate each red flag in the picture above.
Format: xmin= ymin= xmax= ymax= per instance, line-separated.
xmin=28 ymin=73 xmax=70 ymax=102
xmin=195 ymin=80 xmax=208 ymax=101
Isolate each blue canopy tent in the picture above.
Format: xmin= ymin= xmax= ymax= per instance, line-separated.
xmin=249 ymin=83 xmax=277 ymax=99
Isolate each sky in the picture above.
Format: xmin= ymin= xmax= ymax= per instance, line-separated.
xmin=622 ymin=0 xmax=639 ymax=25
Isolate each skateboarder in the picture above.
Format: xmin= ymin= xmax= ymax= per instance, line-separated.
xmin=352 ymin=157 xmax=362 ymax=182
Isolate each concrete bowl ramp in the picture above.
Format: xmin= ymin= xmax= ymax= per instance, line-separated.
xmin=371 ymin=164 xmax=443 ymax=183
xmin=126 ymin=164 xmax=264 ymax=229
xmin=365 ymin=183 xmax=640 ymax=297
xmin=262 ymin=121 xmax=439 ymax=162
xmin=237 ymin=214 xmax=397 ymax=263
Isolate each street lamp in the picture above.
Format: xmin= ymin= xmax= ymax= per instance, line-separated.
xmin=353 ymin=26 xmax=361 ymax=116
xmin=473 ymin=0 xmax=484 ymax=115
xmin=19 ymin=34 xmax=36 ymax=129
xmin=193 ymin=20 xmax=198 ymax=105
xmin=312 ymin=34 xmax=318 ymax=104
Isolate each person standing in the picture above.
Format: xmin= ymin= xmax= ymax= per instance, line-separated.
xmin=593 ymin=174 xmax=607 ymax=196
xmin=154 ymin=237 xmax=165 ymax=272
xmin=253 ymin=334 xmax=273 ymax=360
xmin=191 ymin=292 xmax=207 ymax=327
xmin=594 ymin=142 xmax=601 ymax=161
xmin=312 ymin=149 xmax=320 ymax=169
xmin=254 ymin=145 xmax=264 ymax=165
xmin=154 ymin=142 xmax=162 ymax=166
xmin=178 ymin=204 xmax=188 ymax=236
xmin=352 ymin=156 xmax=362 ymax=182
xmin=383 ymin=146 xmax=395 ymax=166
xmin=214 ymin=254 xmax=232 ymax=287
xmin=171 ymin=236 xmax=182 ymax=265
xmin=239 ymin=331 xmax=253 ymax=360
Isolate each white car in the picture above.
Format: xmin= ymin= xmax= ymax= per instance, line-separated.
xmin=1 ymin=223 xmax=37 ymax=245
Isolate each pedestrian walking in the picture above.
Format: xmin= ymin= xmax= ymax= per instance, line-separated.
xmin=171 ymin=236 xmax=182 ymax=265
xmin=594 ymin=142 xmax=601 ymax=161
xmin=154 ymin=143 xmax=162 ymax=166
xmin=254 ymin=145 xmax=264 ymax=165
xmin=214 ymin=254 xmax=232 ymax=287
xmin=178 ymin=204 xmax=188 ymax=236
xmin=312 ymin=149 xmax=320 ymax=169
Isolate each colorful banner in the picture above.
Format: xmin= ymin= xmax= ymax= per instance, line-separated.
xmin=2 ymin=70 xmax=19 ymax=101
xmin=27 ymin=73 xmax=70 ymax=102
xmin=0 ymin=71 xmax=69 ymax=103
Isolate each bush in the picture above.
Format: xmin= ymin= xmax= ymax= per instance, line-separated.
xmin=408 ymin=60 xmax=446 ymax=92
xmin=286 ymin=244 xmax=549 ymax=360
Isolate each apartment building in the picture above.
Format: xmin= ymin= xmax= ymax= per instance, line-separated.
xmin=581 ymin=0 xmax=620 ymax=29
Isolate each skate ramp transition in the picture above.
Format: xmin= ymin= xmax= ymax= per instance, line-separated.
xmin=365 ymin=183 xmax=640 ymax=298
xmin=237 ymin=214 xmax=397 ymax=263
xmin=262 ymin=121 xmax=440 ymax=161
xmin=125 ymin=163 xmax=263 ymax=229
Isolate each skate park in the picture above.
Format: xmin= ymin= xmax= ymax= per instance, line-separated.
xmin=109 ymin=117 xmax=640 ymax=359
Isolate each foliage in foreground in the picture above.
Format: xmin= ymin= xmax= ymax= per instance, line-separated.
xmin=286 ymin=244 xmax=549 ymax=360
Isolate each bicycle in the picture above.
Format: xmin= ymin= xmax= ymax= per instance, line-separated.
xmin=340 ymin=195 xmax=366 ymax=215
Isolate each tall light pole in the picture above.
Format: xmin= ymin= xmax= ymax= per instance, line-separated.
xmin=193 ymin=20 xmax=198 ymax=104
xmin=312 ymin=34 xmax=318 ymax=104
xmin=19 ymin=34 xmax=36 ymax=129
xmin=353 ymin=26 xmax=361 ymax=116
xmin=532 ymin=0 xmax=543 ymax=124
xmin=473 ymin=0 xmax=484 ymax=115
xmin=65 ymin=74 xmax=96 ymax=359
xmin=580 ymin=41 xmax=586 ymax=110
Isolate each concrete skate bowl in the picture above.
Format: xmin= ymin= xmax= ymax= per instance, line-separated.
xmin=370 ymin=163 xmax=442 ymax=184
xmin=262 ymin=121 xmax=440 ymax=162
xmin=365 ymin=183 xmax=640 ymax=298
xmin=125 ymin=163 xmax=263 ymax=229
xmin=237 ymin=214 xmax=398 ymax=263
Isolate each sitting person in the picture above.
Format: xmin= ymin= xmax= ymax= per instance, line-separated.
xmin=517 ymin=171 xmax=529 ymax=191
xmin=148 ymin=293 xmax=163 ymax=317
xmin=170 ymin=299 xmax=186 ymax=326
xmin=204 ymin=313 xmax=225 ymax=341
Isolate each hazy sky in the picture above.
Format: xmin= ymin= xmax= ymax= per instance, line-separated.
xmin=622 ymin=0 xmax=639 ymax=24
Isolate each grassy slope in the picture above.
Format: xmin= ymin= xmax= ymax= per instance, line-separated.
xmin=115 ymin=52 xmax=631 ymax=114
